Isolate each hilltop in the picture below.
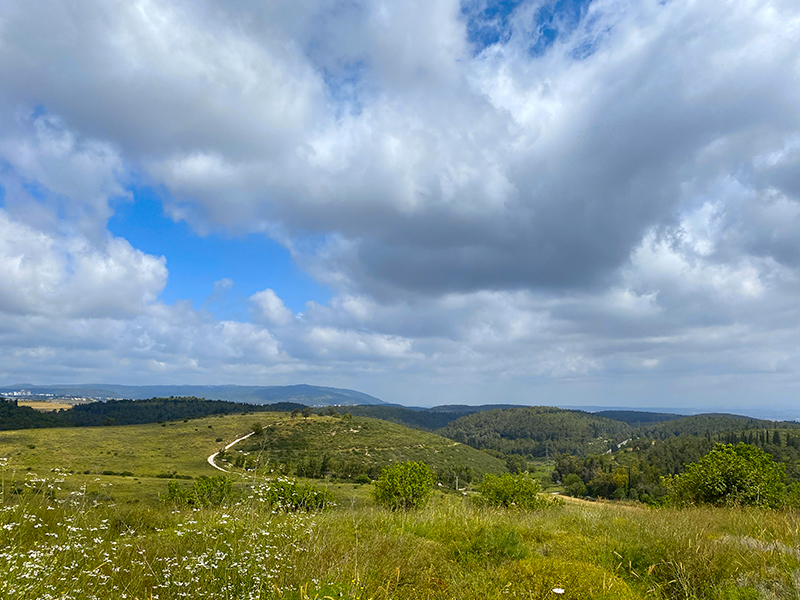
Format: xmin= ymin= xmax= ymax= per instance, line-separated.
xmin=222 ymin=413 xmax=507 ymax=484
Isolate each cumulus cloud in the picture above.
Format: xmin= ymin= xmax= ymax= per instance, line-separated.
xmin=1 ymin=0 xmax=800 ymax=410
xmin=250 ymin=289 xmax=294 ymax=326
xmin=0 ymin=209 xmax=167 ymax=318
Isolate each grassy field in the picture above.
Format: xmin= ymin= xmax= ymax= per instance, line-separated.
xmin=0 ymin=412 xmax=270 ymax=503
xmin=2 ymin=412 xmax=800 ymax=600
xmin=17 ymin=401 xmax=74 ymax=411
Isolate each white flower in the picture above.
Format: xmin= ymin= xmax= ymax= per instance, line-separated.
xmin=552 ymin=588 xmax=565 ymax=594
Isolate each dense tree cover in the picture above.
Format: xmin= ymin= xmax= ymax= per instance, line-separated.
xmin=64 ymin=397 xmax=306 ymax=426
xmin=344 ymin=404 xmax=522 ymax=431
xmin=0 ymin=399 xmax=68 ymax=430
xmin=437 ymin=407 xmax=633 ymax=457
xmin=0 ymin=397 xmax=307 ymax=430
xmin=341 ymin=405 xmax=463 ymax=430
xmin=554 ymin=428 xmax=800 ymax=504
xmin=594 ymin=410 xmax=682 ymax=425
xmin=639 ymin=414 xmax=800 ymax=440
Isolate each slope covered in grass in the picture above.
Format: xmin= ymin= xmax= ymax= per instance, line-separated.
xmin=226 ymin=414 xmax=507 ymax=481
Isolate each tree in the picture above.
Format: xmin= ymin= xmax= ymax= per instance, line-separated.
xmin=505 ymin=454 xmax=528 ymax=474
xmin=562 ymin=473 xmax=587 ymax=498
xmin=665 ymin=443 xmax=786 ymax=507
xmin=372 ymin=461 xmax=435 ymax=510
xmin=477 ymin=472 xmax=557 ymax=510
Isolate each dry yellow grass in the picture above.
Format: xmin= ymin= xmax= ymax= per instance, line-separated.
xmin=17 ymin=401 xmax=73 ymax=411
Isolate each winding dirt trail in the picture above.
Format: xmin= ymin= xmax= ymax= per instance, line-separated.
xmin=207 ymin=431 xmax=255 ymax=473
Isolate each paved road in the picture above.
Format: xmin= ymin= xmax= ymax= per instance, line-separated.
xmin=207 ymin=431 xmax=255 ymax=473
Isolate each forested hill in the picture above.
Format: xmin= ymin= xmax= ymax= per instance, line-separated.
xmin=437 ymin=407 xmax=633 ymax=457
xmin=0 ymin=399 xmax=67 ymax=430
xmin=343 ymin=404 xmax=520 ymax=430
xmin=0 ymin=397 xmax=306 ymax=429
xmin=64 ymin=398 xmax=306 ymax=426
xmin=638 ymin=413 xmax=800 ymax=439
xmin=593 ymin=410 xmax=682 ymax=425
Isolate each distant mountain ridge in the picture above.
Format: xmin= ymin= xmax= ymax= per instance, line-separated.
xmin=2 ymin=384 xmax=387 ymax=406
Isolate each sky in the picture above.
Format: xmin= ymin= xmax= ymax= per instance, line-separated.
xmin=1 ymin=0 xmax=799 ymax=413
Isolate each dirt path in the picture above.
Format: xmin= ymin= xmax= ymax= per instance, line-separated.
xmin=207 ymin=431 xmax=255 ymax=473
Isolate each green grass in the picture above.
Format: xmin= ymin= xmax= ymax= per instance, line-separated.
xmin=2 ymin=482 xmax=799 ymax=600
xmin=0 ymin=413 xmax=272 ymax=503
xmin=226 ymin=414 xmax=508 ymax=483
xmin=2 ymin=414 xmax=800 ymax=600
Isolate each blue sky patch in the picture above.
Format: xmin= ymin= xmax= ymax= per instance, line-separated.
xmin=108 ymin=187 xmax=331 ymax=320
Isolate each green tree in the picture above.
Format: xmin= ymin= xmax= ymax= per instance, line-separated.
xmin=477 ymin=472 xmax=556 ymax=510
xmin=505 ymin=454 xmax=528 ymax=474
xmin=665 ymin=443 xmax=786 ymax=507
xmin=562 ymin=473 xmax=587 ymax=498
xmin=372 ymin=461 xmax=435 ymax=510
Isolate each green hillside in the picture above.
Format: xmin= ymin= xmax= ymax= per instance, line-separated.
xmin=437 ymin=406 xmax=633 ymax=457
xmin=639 ymin=413 xmax=800 ymax=439
xmin=594 ymin=410 xmax=682 ymax=425
xmin=224 ymin=414 xmax=507 ymax=484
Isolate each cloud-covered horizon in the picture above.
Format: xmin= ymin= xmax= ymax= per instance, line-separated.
xmin=1 ymin=0 xmax=799 ymax=412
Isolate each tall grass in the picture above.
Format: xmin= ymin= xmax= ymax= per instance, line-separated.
xmin=3 ymin=472 xmax=800 ymax=600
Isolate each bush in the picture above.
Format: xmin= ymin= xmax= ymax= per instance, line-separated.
xmin=373 ymin=461 xmax=435 ymax=510
xmin=664 ymin=443 xmax=786 ymax=507
xmin=250 ymin=477 xmax=333 ymax=511
xmin=477 ymin=472 xmax=559 ymax=510
xmin=162 ymin=475 xmax=234 ymax=507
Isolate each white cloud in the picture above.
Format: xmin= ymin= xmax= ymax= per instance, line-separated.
xmin=1 ymin=0 xmax=800 ymax=411
xmin=0 ymin=209 xmax=166 ymax=318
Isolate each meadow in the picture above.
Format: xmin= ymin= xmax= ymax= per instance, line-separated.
xmin=2 ymin=412 xmax=800 ymax=600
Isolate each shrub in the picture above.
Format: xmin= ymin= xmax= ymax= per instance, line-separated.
xmin=477 ymin=472 xmax=559 ymax=510
xmin=373 ymin=461 xmax=435 ymax=510
xmin=162 ymin=475 xmax=234 ymax=507
xmin=664 ymin=443 xmax=786 ymax=507
xmin=250 ymin=477 xmax=333 ymax=511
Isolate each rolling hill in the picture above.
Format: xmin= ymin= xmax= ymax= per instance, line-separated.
xmin=221 ymin=413 xmax=507 ymax=484
xmin=436 ymin=406 xmax=633 ymax=457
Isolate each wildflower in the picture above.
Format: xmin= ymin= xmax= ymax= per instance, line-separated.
xmin=552 ymin=588 xmax=565 ymax=594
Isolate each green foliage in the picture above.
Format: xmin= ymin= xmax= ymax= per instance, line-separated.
xmin=477 ymin=472 xmax=559 ymax=510
xmin=372 ymin=460 xmax=435 ymax=510
xmin=437 ymin=406 xmax=633 ymax=457
xmin=249 ymin=477 xmax=333 ymax=511
xmin=665 ymin=443 xmax=786 ymax=507
xmin=641 ymin=414 xmax=799 ymax=440
xmin=562 ymin=473 xmax=587 ymax=497
xmin=505 ymin=454 xmax=528 ymax=473
xmin=162 ymin=475 xmax=235 ymax=507
xmin=61 ymin=397 xmax=306 ymax=427
xmin=0 ymin=399 xmax=68 ymax=430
